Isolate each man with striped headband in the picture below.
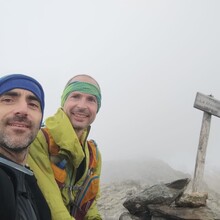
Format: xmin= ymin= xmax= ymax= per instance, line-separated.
xmin=28 ymin=74 xmax=102 ymax=220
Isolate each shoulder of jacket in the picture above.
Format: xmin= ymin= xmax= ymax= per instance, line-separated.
xmin=87 ymin=139 xmax=99 ymax=154
xmin=40 ymin=127 xmax=60 ymax=155
xmin=87 ymin=139 xmax=101 ymax=168
xmin=0 ymin=163 xmax=17 ymax=187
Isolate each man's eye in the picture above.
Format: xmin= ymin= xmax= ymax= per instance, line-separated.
xmin=1 ymin=98 xmax=13 ymax=103
xmin=88 ymin=97 xmax=96 ymax=103
xmin=29 ymin=102 xmax=40 ymax=109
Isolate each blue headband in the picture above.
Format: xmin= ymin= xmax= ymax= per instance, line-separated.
xmin=0 ymin=74 xmax=45 ymax=116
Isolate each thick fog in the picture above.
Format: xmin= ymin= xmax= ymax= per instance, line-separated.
xmin=1 ymin=0 xmax=220 ymax=173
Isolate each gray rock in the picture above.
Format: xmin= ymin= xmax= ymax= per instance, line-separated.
xmin=147 ymin=204 xmax=216 ymax=220
xmin=123 ymin=178 xmax=190 ymax=214
xmin=175 ymin=192 xmax=208 ymax=208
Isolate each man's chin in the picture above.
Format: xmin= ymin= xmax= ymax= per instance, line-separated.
xmin=73 ymin=124 xmax=87 ymax=131
xmin=1 ymin=136 xmax=33 ymax=153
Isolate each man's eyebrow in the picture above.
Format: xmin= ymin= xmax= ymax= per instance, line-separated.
xmin=0 ymin=91 xmax=20 ymax=97
xmin=0 ymin=91 xmax=40 ymax=104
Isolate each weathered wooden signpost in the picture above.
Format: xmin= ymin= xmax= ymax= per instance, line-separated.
xmin=192 ymin=92 xmax=220 ymax=192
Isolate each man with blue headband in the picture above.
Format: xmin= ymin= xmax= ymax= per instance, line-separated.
xmin=28 ymin=74 xmax=102 ymax=220
xmin=0 ymin=74 xmax=51 ymax=220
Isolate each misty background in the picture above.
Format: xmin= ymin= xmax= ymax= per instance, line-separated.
xmin=1 ymin=0 xmax=220 ymax=177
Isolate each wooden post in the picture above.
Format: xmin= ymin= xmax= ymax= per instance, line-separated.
xmin=192 ymin=112 xmax=211 ymax=192
xmin=192 ymin=92 xmax=220 ymax=192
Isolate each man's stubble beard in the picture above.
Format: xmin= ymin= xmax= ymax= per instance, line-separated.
xmin=0 ymin=129 xmax=37 ymax=153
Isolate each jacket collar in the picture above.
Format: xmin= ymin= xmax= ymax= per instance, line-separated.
xmin=45 ymin=108 xmax=90 ymax=168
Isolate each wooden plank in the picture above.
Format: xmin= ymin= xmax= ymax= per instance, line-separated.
xmin=192 ymin=112 xmax=211 ymax=192
xmin=194 ymin=92 xmax=220 ymax=118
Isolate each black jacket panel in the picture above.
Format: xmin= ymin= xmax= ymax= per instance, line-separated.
xmin=0 ymin=160 xmax=51 ymax=220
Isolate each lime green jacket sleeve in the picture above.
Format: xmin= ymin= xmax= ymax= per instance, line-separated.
xmin=27 ymin=131 xmax=74 ymax=220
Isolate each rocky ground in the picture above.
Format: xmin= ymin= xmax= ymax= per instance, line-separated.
xmin=97 ymin=159 xmax=220 ymax=220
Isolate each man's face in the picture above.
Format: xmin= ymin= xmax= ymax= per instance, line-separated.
xmin=63 ymin=91 xmax=98 ymax=133
xmin=0 ymin=89 xmax=42 ymax=152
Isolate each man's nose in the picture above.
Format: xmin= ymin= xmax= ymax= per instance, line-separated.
xmin=77 ymin=98 xmax=87 ymax=108
xmin=14 ymin=100 xmax=28 ymax=115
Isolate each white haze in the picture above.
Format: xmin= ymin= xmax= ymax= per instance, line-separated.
xmin=1 ymin=0 xmax=220 ymax=174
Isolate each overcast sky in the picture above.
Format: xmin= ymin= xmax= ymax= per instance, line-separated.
xmin=1 ymin=0 xmax=220 ymax=174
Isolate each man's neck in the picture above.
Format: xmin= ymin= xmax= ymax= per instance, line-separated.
xmin=0 ymin=147 xmax=28 ymax=165
xmin=74 ymin=129 xmax=84 ymax=140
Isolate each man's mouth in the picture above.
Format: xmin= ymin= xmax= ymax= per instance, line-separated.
xmin=73 ymin=112 xmax=88 ymax=118
xmin=9 ymin=123 xmax=29 ymax=128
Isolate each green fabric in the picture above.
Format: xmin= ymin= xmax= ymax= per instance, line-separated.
xmin=61 ymin=81 xmax=101 ymax=112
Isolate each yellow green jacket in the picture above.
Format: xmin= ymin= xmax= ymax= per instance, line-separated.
xmin=27 ymin=108 xmax=102 ymax=220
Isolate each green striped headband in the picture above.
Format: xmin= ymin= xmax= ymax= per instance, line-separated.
xmin=61 ymin=81 xmax=101 ymax=112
